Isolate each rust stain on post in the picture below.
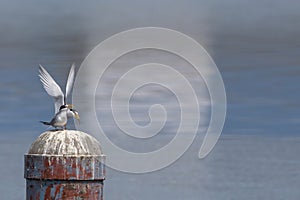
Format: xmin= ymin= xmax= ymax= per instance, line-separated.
xmin=24 ymin=130 xmax=106 ymax=200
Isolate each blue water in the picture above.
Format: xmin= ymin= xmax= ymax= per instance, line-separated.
xmin=0 ymin=0 xmax=300 ymax=199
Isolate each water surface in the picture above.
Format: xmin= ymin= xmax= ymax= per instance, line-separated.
xmin=0 ymin=1 xmax=299 ymax=199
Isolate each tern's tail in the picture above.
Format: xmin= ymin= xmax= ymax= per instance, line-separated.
xmin=40 ymin=121 xmax=51 ymax=125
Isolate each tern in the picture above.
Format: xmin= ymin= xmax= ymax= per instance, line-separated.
xmin=40 ymin=105 xmax=80 ymax=129
xmin=38 ymin=64 xmax=80 ymax=129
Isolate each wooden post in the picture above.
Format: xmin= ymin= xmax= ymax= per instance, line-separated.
xmin=24 ymin=130 xmax=106 ymax=199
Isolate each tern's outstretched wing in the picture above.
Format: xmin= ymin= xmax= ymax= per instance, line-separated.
xmin=39 ymin=64 xmax=64 ymax=114
xmin=65 ymin=63 xmax=75 ymax=102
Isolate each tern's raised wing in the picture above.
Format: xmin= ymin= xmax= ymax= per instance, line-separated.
xmin=39 ymin=64 xmax=64 ymax=114
xmin=65 ymin=63 xmax=75 ymax=102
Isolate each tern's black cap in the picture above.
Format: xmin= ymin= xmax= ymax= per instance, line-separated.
xmin=59 ymin=105 xmax=67 ymax=110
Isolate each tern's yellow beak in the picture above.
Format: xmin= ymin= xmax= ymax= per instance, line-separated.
xmin=66 ymin=104 xmax=73 ymax=109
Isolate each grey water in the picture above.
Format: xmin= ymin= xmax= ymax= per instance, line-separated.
xmin=0 ymin=0 xmax=300 ymax=199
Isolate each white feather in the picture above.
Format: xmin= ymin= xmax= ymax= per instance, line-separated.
xmin=39 ymin=65 xmax=64 ymax=114
xmin=65 ymin=63 xmax=75 ymax=101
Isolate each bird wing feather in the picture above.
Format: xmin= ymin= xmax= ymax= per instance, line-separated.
xmin=65 ymin=63 xmax=75 ymax=101
xmin=39 ymin=64 xmax=64 ymax=114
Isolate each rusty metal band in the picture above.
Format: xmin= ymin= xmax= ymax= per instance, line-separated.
xmin=24 ymin=155 xmax=106 ymax=180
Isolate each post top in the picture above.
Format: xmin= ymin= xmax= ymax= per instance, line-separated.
xmin=28 ymin=130 xmax=102 ymax=156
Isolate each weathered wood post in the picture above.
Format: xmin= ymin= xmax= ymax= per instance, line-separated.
xmin=24 ymin=130 xmax=106 ymax=199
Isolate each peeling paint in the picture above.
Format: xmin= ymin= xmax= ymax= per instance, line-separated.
xmin=27 ymin=180 xmax=103 ymax=200
xmin=25 ymin=155 xmax=105 ymax=180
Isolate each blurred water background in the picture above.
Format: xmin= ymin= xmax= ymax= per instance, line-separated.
xmin=0 ymin=0 xmax=300 ymax=199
